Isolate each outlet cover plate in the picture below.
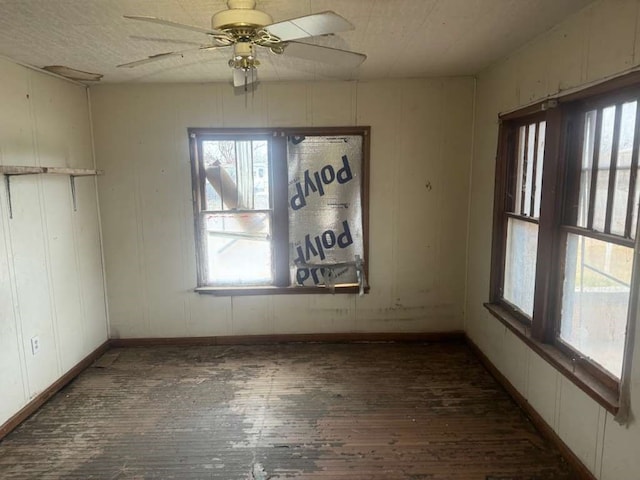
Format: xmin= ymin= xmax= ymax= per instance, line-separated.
xmin=30 ymin=336 xmax=40 ymax=355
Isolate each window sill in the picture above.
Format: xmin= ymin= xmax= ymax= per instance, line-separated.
xmin=195 ymin=285 xmax=369 ymax=296
xmin=484 ymin=302 xmax=619 ymax=415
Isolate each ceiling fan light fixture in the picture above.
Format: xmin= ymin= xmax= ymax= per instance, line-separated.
xmin=228 ymin=42 xmax=260 ymax=70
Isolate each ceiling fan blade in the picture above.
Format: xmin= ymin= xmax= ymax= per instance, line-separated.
xmin=265 ymin=11 xmax=354 ymax=42
xmin=233 ymin=68 xmax=259 ymax=89
xmin=282 ymin=42 xmax=366 ymax=67
xmin=129 ymin=35 xmax=204 ymax=46
xmin=124 ymin=15 xmax=227 ymax=37
xmin=117 ymin=45 xmax=220 ymax=68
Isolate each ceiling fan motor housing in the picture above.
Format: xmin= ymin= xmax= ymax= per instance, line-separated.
xmin=212 ymin=0 xmax=273 ymax=32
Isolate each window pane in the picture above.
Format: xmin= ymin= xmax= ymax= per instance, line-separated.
xmin=202 ymin=140 xmax=269 ymax=211
xmin=514 ymin=126 xmax=526 ymax=214
xmin=204 ymin=212 xmax=272 ymax=285
xmin=503 ymin=218 xmax=538 ymax=317
xmin=577 ymin=110 xmax=597 ymax=228
xmin=560 ymin=234 xmax=632 ymax=377
xmin=252 ymin=142 xmax=270 ymax=210
xmin=533 ymin=122 xmax=546 ymax=217
xmin=632 ymin=169 xmax=640 ymax=239
xmin=523 ymin=124 xmax=536 ymax=217
xmin=611 ymin=102 xmax=636 ymax=236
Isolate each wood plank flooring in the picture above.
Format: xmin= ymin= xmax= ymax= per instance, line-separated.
xmin=0 ymin=342 xmax=576 ymax=479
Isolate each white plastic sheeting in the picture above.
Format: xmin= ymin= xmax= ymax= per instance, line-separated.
xmin=287 ymin=135 xmax=364 ymax=289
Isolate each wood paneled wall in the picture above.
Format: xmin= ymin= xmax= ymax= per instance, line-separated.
xmin=466 ymin=1 xmax=640 ymax=478
xmin=90 ymin=78 xmax=474 ymax=339
xmin=0 ymin=59 xmax=109 ymax=427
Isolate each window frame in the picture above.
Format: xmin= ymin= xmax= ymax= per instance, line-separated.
xmin=492 ymin=112 xmax=547 ymax=324
xmin=188 ymin=126 xmax=370 ymax=296
xmin=487 ymin=73 xmax=640 ymax=413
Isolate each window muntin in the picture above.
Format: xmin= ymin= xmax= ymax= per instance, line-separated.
xmin=190 ymin=127 xmax=369 ymax=292
xmin=570 ymin=101 xmax=640 ymax=238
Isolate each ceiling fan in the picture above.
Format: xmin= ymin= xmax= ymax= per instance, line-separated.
xmin=118 ymin=0 xmax=366 ymax=89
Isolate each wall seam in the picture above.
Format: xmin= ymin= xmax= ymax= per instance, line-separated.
xmin=632 ymin=1 xmax=640 ymax=65
xmin=554 ymin=366 xmax=561 ymax=432
xmin=434 ymin=79 xmax=447 ymax=322
xmin=556 ymin=378 xmax=564 ymax=440
xmin=0 ymin=161 xmax=29 ymax=407
xmin=172 ymin=91 xmax=189 ymax=336
xmin=463 ymin=76 xmax=478 ymax=332
xmin=131 ymin=93 xmax=151 ymax=336
xmin=68 ymin=175 xmax=89 ymax=356
xmin=181 ymin=90 xmax=192 ymax=334
xmin=28 ymin=70 xmax=64 ymax=383
xmin=63 ymin=84 xmax=90 ymax=360
xmin=5 ymin=72 xmax=35 ymax=402
xmin=390 ymin=80 xmax=402 ymax=307
xmin=593 ymin=406 xmax=605 ymax=477
xmin=85 ymin=86 xmax=110 ymax=344
xmin=598 ymin=412 xmax=607 ymax=478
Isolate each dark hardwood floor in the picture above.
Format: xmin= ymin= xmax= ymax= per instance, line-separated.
xmin=0 ymin=342 xmax=575 ymax=479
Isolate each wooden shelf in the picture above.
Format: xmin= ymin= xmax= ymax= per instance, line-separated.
xmin=0 ymin=165 xmax=103 ymax=218
xmin=0 ymin=166 xmax=103 ymax=176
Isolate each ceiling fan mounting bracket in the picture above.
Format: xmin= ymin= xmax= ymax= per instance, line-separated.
xmin=226 ymin=0 xmax=257 ymax=9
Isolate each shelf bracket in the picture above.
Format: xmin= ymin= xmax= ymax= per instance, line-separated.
xmin=5 ymin=175 xmax=13 ymax=219
xmin=70 ymin=175 xmax=77 ymax=212
xmin=0 ymin=166 xmax=103 ymax=219
xmin=3 ymin=171 xmax=41 ymax=219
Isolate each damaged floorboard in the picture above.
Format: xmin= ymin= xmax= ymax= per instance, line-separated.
xmin=0 ymin=342 xmax=574 ymax=479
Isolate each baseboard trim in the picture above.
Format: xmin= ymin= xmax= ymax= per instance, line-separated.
xmin=109 ymin=331 xmax=466 ymax=347
xmin=465 ymin=336 xmax=597 ymax=480
xmin=0 ymin=340 xmax=110 ymax=441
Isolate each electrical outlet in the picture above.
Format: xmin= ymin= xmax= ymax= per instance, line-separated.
xmin=30 ymin=336 xmax=40 ymax=355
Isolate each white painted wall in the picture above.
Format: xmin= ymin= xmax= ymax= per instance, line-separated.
xmin=0 ymin=59 xmax=108 ymax=427
xmin=466 ymin=0 xmax=640 ymax=478
xmin=90 ymin=78 xmax=474 ymax=339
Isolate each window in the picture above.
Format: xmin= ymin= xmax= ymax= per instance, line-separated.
xmin=189 ymin=127 xmax=369 ymax=295
xmin=489 ymin=76 xmax=640 ymax=411
xmin=502 ymin=118 xmax=546 ymax=317
xmin=559 ymin=98 xmax=637 ymax=381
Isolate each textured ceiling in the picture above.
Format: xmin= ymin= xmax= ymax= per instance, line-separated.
xmin=0 ymin=0 xmax=595 ymax=84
